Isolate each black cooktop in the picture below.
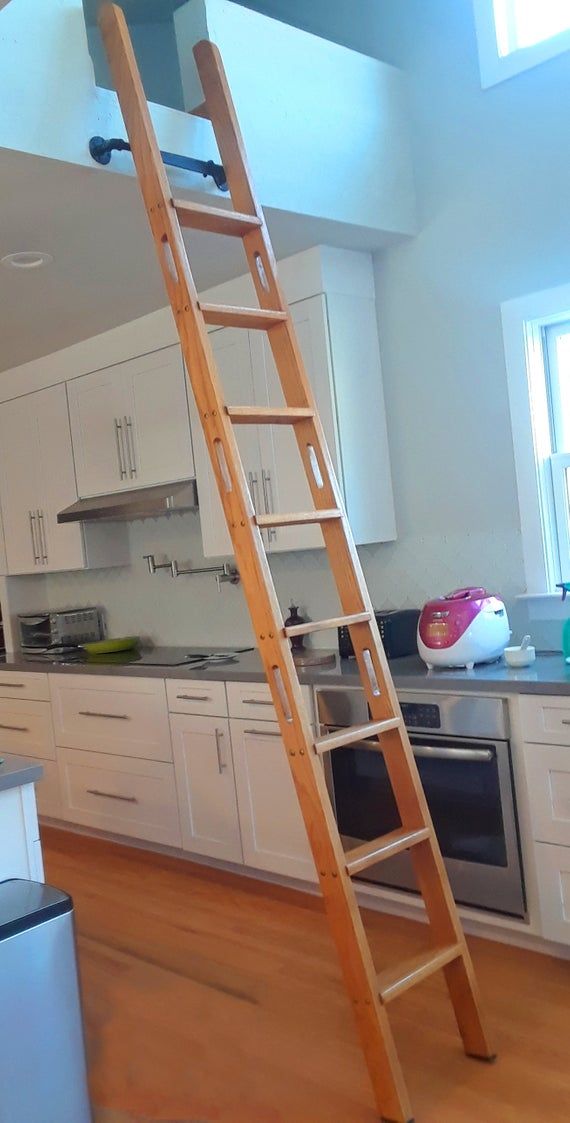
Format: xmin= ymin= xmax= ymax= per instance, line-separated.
xmin=19 ymin=645 xmax=253 ymax=668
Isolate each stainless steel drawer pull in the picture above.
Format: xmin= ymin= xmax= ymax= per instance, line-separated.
xmin=215 ymin=727 xmax=226 ymax=773
xmin=176 ymin=694 xmax=211 ymax=702
xmin=561 ymin=719 xmax=570 ymax=726
xmin=86 ymin=789 xmax=138 ymax=804
xmin=78 ymin=711 xmax=130 ymax=721
xmin=0 ymin=723 xmax=29 ymax=732
xmin=243 ymin=728 xmax=282 ymax=738
xmin=242 ymin=698 xmax=274 ymax=706
xmin=0 ymin=683 xmax=25 ymax=689
xmin=412 ymin=745 xmax=494 ymax=763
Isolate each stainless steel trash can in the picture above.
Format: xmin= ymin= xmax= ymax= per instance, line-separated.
xmin=0 ymin=879 xmax=92 ymax=1123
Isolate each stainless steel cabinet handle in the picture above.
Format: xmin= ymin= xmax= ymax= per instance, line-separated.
xmin=176 ymin=694 xmax=211 ymax=702
xmin=242 ymin=698 xmax=274 ymax=706
xmin=243 ymin=727 xmax=282 ymax=737
xmin=215 ymin=727 xmax=226 ymax=773
xmin=412 ymin=745 xmax=494 ymax=763
xmin=114 ymin=418 xmax=127 ymax=480
xmin=0 ymin=723 xmax=29 ymax=732
xmin=78 ymin=710 xmax=130 ymax=721
xmin=86 ymin=789 xmax=138 ymax=804
xmin=261 ymin=468 xmax=277 ymax=543
xmin=29 ymin=511 xmax=40 ymax=564
xmin=37 ymin=510 xmax=48 ymax=564
xmin=561 ymin=719 xmax=570 ymax=726
xmin=248 ymin=470 xmax=260 ymax=515
xmin=0 ymin=683 xmax=25 ymax=689
xmin=125 ymin=415 xmax=137 ymax=479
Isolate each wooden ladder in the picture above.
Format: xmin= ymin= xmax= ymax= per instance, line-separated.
xmin=99 ymin=7 xmax=495 ymax=1119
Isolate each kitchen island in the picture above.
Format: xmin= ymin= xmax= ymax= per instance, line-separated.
xmin=0 ymin=755 xmax=44 ymax=882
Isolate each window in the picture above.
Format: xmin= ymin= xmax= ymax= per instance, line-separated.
xmin=502 ymin=284 xmax=570 ymax=592
xmin=544 ymin=323 xmax=570 ymax=582
xmin=474 ymin=0 xmax=570 ymax=87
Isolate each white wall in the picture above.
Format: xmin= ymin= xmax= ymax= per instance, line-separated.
xmin=4 ymin=0 xmax=570 ymax=649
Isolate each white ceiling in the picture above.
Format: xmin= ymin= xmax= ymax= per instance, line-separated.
xmin=0 ymin=147 xmax=393 ymax=373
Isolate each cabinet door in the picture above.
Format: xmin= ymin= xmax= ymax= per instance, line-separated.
xmin=534 ymin=842 xmax=570 ymax=945
xmin=122 ymin=345 xmax=194 ymax=488
xmin=256 ymin=296 xmax=339 ymax=552
xmin=230 ymin=718 xmax=316 ymax=881
xmin=171 ymin=713 xmax=242 ymax=862
xmin=0 ymin=393 xmax=44 ymax=573
xmin=190 ymin=329 xmax=264 ymax=556
xmin=524 ymin=744 xmax=570 ymax=847
xmin=36 ymin=384 xmax=85 ymax=572
xmin=68 ymin=366 xmax=129 ymax=497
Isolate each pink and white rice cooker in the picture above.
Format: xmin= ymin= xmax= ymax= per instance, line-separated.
xmin=417 ymin=587 xmax=510 ymax=670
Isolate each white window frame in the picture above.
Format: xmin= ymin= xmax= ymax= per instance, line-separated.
xmin=502 ymin=282 xmax=570 ymax=593
xmin=473 ymin=1 xmax=570 ymax=88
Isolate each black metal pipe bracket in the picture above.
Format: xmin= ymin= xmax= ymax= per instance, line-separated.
xmin=89 ymin=136 xmax=228 ymax=191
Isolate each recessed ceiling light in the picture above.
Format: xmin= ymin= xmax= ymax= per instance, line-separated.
xmin=1 ymin=251 xmax=53 ymax=270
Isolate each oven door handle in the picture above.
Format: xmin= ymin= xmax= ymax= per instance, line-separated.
xmin=412 ymin=745 xmax=494 ymax=763
xmin=319 ymin=726 xmax=494 ymax=763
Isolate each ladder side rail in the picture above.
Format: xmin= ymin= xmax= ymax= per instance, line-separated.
xmin=195 ymin=36 xmax=493 ymax=1062
xmin=99 ymin=8 xmax=416 ymax=1119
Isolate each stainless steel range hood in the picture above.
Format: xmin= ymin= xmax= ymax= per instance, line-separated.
xmin=58 ymin=480 xmax=198 ymax=524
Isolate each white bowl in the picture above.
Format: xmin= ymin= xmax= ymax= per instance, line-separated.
xmin=504 ymin=645 xmax=536 ymax=668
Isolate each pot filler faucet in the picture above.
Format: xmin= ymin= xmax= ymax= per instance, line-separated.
xmin=143 ymin=554 xmax=240 ymax=591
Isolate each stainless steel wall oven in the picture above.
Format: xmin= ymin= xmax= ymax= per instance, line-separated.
xmin=317 ymin=688 xmax=526 ymax=919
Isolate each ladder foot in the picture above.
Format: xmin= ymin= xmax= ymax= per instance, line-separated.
xmin=466 ymin=1051 xmax=498 ymax=1063
xmin=381 ymin=1117 xmax=415 ymax=1123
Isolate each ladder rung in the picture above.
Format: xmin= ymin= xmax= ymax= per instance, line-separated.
xmin=378 ymin=943 xmax=463 ymax=1004
xmin=256 ymin=508 xmax=342 ymax=529
xmin=199 ymin=303 xmax=287 ymax=330
xmin=174 ymin=199 xmax=262 ymax=236
xmin=314 ymin=717 xmax=402 ymax=755
xmin=285 ymin=611 xmax=371 ymax=638
xmin=190 ymin=101 xmax=210 ymax=119
xmin=227 ymin=406 xmax=315 ymax=425
xmin=345 ymin=827 xmax=431 ymax=876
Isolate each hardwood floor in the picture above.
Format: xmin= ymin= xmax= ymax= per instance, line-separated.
xmin=42 ymin=826 xmax=569 ymax=1123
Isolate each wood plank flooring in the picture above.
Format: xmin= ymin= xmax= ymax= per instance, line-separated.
xmin=42 ymin=826 xmax=569 ymax=1123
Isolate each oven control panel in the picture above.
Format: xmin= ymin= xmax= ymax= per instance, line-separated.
xmin=400 ymin=701 xmax=441 ymax=729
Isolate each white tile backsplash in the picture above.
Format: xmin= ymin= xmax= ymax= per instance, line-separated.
xmin=25 ymin=515 xmax=526 ymax=649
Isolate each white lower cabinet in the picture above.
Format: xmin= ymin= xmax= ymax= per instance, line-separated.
xmin=0 ymin=783 xmax=44 ymax=881
xmin=0 ymin=754 xmax=61 ymax=819
xmin=230 ymin=718 xmax=316 ymax=882
xmin=49 ymin=674 xmax=172 ymax=762
xmin=58 ymin=747 xmax=181 ymax=847
xmin=171 ymin=713 xmax=242 ymax=863
xmin=534 ymin=842 xmax=570 ymax=945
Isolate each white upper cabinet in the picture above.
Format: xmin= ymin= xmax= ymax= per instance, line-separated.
xmin=190 ymin=247 xmax=397 ymax=557
xmin=68 ymin=345 xmax=195 ymax=498
xmin=0 ymin=384 xmax=126 ymax=575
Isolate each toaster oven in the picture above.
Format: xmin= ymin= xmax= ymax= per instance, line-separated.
xmin=18 ymin=608 xmax=103 ymax=652
xmin=338 ymin=609 xmax=420 ymax=660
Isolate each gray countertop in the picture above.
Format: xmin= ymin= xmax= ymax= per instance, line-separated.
xmin=0 ymin=755 xmax=43 ymax=793
xmin=2 ymin=648 xmax=570 ymax=695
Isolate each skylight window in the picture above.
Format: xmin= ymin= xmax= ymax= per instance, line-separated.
xmin=474 ymin=0 xmax=570 ymax=86
xmin=494 ymin=0 xmax=570 ymax=56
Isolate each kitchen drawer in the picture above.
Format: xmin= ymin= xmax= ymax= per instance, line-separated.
xmin=534 ymin=841 xmax=570 ymax=945
xmin=0 ymin=698 xmax=55 ymax=760
xmin=226 ymin=680 xmax=312 ymax=722
xmin=49 ymin=674 xmax=171 ymax=761
xmin=519 ymin=695 xmax=570 ymax=746
xmin=58 ymin=747 xmax=182 ymax=847
xmin=0 ymin=671 xmax=49 ymax=702
xmin=166 ymin=678 xmax=227 ymax=717
xmin=524 ymin=743 xmax=570 ymax=846
xmin=0 ymin=751 xmax=61 ymax=818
